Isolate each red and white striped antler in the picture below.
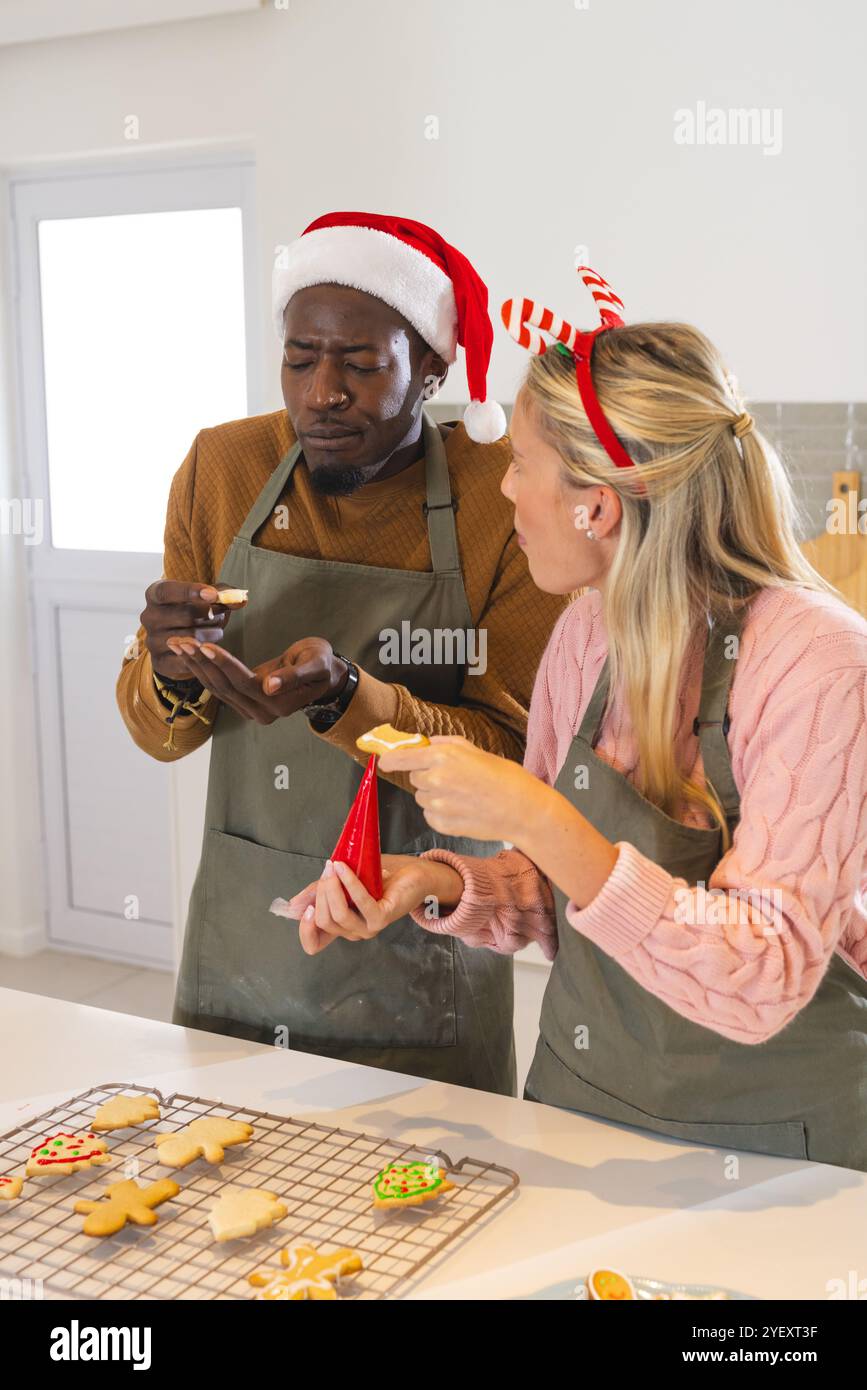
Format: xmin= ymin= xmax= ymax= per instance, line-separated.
xmin=500 ymin=297 xmax=579 ymax=356
xmin=501 ymin=265 xmax=625 ymax=353
xmin=576 ymin=266 xmax=625 ymax=330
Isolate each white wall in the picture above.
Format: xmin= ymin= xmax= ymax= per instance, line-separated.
xmin=1 ymin=0 xmax=864 ymax=405
xmin=1 ymin=0 xmax=864 ymax=953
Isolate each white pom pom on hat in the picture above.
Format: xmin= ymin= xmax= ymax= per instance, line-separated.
xmin=273 ymin=211 xmax=506 ymax=443
xmin=463 ymin=398 xmax=508 ymax=443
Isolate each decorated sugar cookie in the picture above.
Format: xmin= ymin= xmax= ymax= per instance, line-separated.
xmin=249 ymin=1244 xmax=363 ymax=1300
xmin=371 ymin=1159 xmax=455 ymax=1209
xmin=0 ymin=1175 xmax=24 ymax=1201
xmin=74 ymin=1178 xmax=180 ymax=1237
xmin=356 ymin=724 xmax=430 ymax=756
xmin=587 ymin=1267 xmax=636 ymax=1301
xmin=91 ymin=1093 xmax=160 ymax=1132
xmin=208 ymin=1187 xmax=288 ymax=1243
xmin=26 ymin=1132 xmax=110 ymax=1178
xmin=154 ymin=1117 xmax=254 ymax=1168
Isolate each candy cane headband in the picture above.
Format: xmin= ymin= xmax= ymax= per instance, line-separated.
xmin=501 ymin=266 xmax=636 ymax=476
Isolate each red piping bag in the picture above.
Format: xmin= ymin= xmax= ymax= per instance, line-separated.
xmin=329 ymin=754 xmax=383 ymax=907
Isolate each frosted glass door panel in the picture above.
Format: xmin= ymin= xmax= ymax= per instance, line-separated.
xmin=38 ymin=207 xmax=248 ymax=553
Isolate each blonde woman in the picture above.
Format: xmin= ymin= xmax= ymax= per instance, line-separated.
xmin=282 ymin=271 xmax=867 ymax=1171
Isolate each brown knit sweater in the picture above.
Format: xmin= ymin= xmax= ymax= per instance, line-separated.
xmin=116 ymin=409 xmax=571 ymax=793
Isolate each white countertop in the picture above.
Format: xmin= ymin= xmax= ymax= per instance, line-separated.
xmin=1 ymin=988 xmax=863 ymax=1300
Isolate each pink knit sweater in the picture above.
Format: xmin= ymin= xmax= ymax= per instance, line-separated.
xmin=410 ymin=585 xmax=867 ymax=1043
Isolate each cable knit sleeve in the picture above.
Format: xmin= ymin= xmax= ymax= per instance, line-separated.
xmin=565 ymin=644 xmax=867 ymax=1044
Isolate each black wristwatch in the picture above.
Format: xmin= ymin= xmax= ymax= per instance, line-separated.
xmin=304 ymin=653 xmax=359 ymax=731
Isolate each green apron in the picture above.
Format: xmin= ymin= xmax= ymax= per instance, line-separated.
xmin=173 ymin=413 xmax=515 ymax=1095
xmin=525 ymin=603 xmax=867 ymax=1169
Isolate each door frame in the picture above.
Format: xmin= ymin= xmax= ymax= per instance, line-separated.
xmin=6 ymin=145 xmax=262 ymax=964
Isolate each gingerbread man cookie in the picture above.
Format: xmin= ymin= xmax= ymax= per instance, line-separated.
xmin=249 ymin=1244 xmax=363 ymax=1300
xmin=208 ymin=1186 xmax=288 ymax=1243
xmin=372 ymin=1159 xmax=455 ymax=1209
xmin=154 ymin=1117 xmax=253 ymax=1168
xmin=74 ymin=1178 xmax=180 ymax=1237
xmin=91 ymin=1093 xmax=160 ymax=1132
xmin=0 ymin=1176 xmax=23 ymax=1201
xmin=26 ymin=1132 xmax=110 ymax=1178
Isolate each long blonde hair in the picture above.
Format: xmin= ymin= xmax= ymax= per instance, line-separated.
xmin=522 ymin=322 xmax=838 ymax=848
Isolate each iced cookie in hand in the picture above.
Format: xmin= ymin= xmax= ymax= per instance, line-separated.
xmin=0 ymin=1176 xmax=23 ymax=1201
xmin=26 ymin=1132 xmax=110 ymax=1178
xmin=208 ymin=1186 xmax=288 ymax=1242
xmin=249 ymin=1244 xmax=363 ymax=1300
xmin=154 ymin=1117 xmax=254 ymax=1168
xmin=91 ymin=1094 xmax=161 ymax=1132
xmin=356 ymin=723 xmax=430 ymax=756
xmin=371 ymin=1159 xmax=455 ymax=1209
xmin=74 ymin=1178 xmax=180 ymax=1237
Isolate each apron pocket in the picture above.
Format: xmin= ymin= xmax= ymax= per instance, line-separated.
xmin=197 ymin=828 xmax=457 ymax=1049
xmin=527 ymin=1035 xmax=809 ymax=1161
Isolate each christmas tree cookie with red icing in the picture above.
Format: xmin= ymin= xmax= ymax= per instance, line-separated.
xmin=0 ymin=1175 xmax=24 ymax=1201
xmin=372 ymin=1159 xmax=455 ymax=1209
xmin=26 ymin=1132 xmax=110 ymax=1178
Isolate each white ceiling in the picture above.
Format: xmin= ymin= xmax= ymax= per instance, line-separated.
xmin=0 ymin=0 xmax=262 ymax=47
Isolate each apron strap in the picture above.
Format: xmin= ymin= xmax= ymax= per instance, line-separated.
xmin=420 ymin=411 xmax=461 ymax=574
xmin=236 ymin=442 xmax=303 ymax=543
xmin=237 ymin=413 xmax=460 ymax=575
xmin=579 ymin=654 xmax=612 ymax=749
xmin=694 ymin=603 xmax=749 ymax=833
xmin=578 ymin=601 xmax=750 ymax=831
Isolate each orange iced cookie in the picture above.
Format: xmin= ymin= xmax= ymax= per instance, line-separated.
xmin=587 ymin=1267 xmax=636 ymax=1300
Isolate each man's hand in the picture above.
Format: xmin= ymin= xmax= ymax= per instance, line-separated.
xmin=164 ymin=635 xmax=348 ymax=725
xmin=140 ymin=580 xmax=245 ymax=680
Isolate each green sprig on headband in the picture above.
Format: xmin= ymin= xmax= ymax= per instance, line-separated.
xmin=553 ymin=341 xmax=575 ymax=360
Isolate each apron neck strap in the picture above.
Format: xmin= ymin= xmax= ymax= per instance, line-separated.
xmin=237 ymin=438 xmax=303 ymax=543
xmin=419 ymin=411 xmax=460 ymax=573
xmin=237 ymin=412 xmax=460 ymax=574
xmin=579 ymin=602 xmax=750 ymax=830
xmin=693 ymin=602 xmax=748 ymax=831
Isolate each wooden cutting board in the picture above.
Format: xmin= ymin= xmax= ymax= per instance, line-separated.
xmin=801 ymin=470 xmax=867 ymax=618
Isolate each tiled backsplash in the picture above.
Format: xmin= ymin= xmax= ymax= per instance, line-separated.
xmin=429 ymin=400 xmax=867 ymax=542
xmin=751 ymin=403 xmax=866 ymax=540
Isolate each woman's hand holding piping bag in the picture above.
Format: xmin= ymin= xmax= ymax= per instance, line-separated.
xmin=378 ymin=735 xmax=620 ymax=910
xmin=273 ymin=853 xmax=464 ymax=956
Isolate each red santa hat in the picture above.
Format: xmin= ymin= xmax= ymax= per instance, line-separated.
xmin=272 ymin=211 xmax=507 ymax=444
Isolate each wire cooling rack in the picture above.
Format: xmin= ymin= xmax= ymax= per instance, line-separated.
xmin=0 ymin=1082 xmax=519 ymax=1300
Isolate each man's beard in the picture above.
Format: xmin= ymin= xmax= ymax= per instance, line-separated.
xmin=308 ymin=465 xmax=366 ymax=497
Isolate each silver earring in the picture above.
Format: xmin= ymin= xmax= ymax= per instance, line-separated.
xmin=586 ymin=529 xmax=596 ymax=541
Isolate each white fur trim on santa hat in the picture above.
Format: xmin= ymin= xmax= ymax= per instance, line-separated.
xmin=273 ymin=225 xmax=459 ymax=360
xmin=463 ymin=398 xmax=507 ymax=443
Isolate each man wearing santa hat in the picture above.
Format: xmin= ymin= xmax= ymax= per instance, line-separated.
xmin=117 ymin=212 xmax=568 ymax=1094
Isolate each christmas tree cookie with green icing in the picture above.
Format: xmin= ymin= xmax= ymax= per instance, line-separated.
xmin=371 ymin=1159 xmax=455 ymax=1209
xmin=26 ymin=1131 xmax=110 ymax=1178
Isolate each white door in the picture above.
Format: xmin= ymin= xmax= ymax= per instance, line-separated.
xmin=10 ymin=151 xmax=261 ymax=968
